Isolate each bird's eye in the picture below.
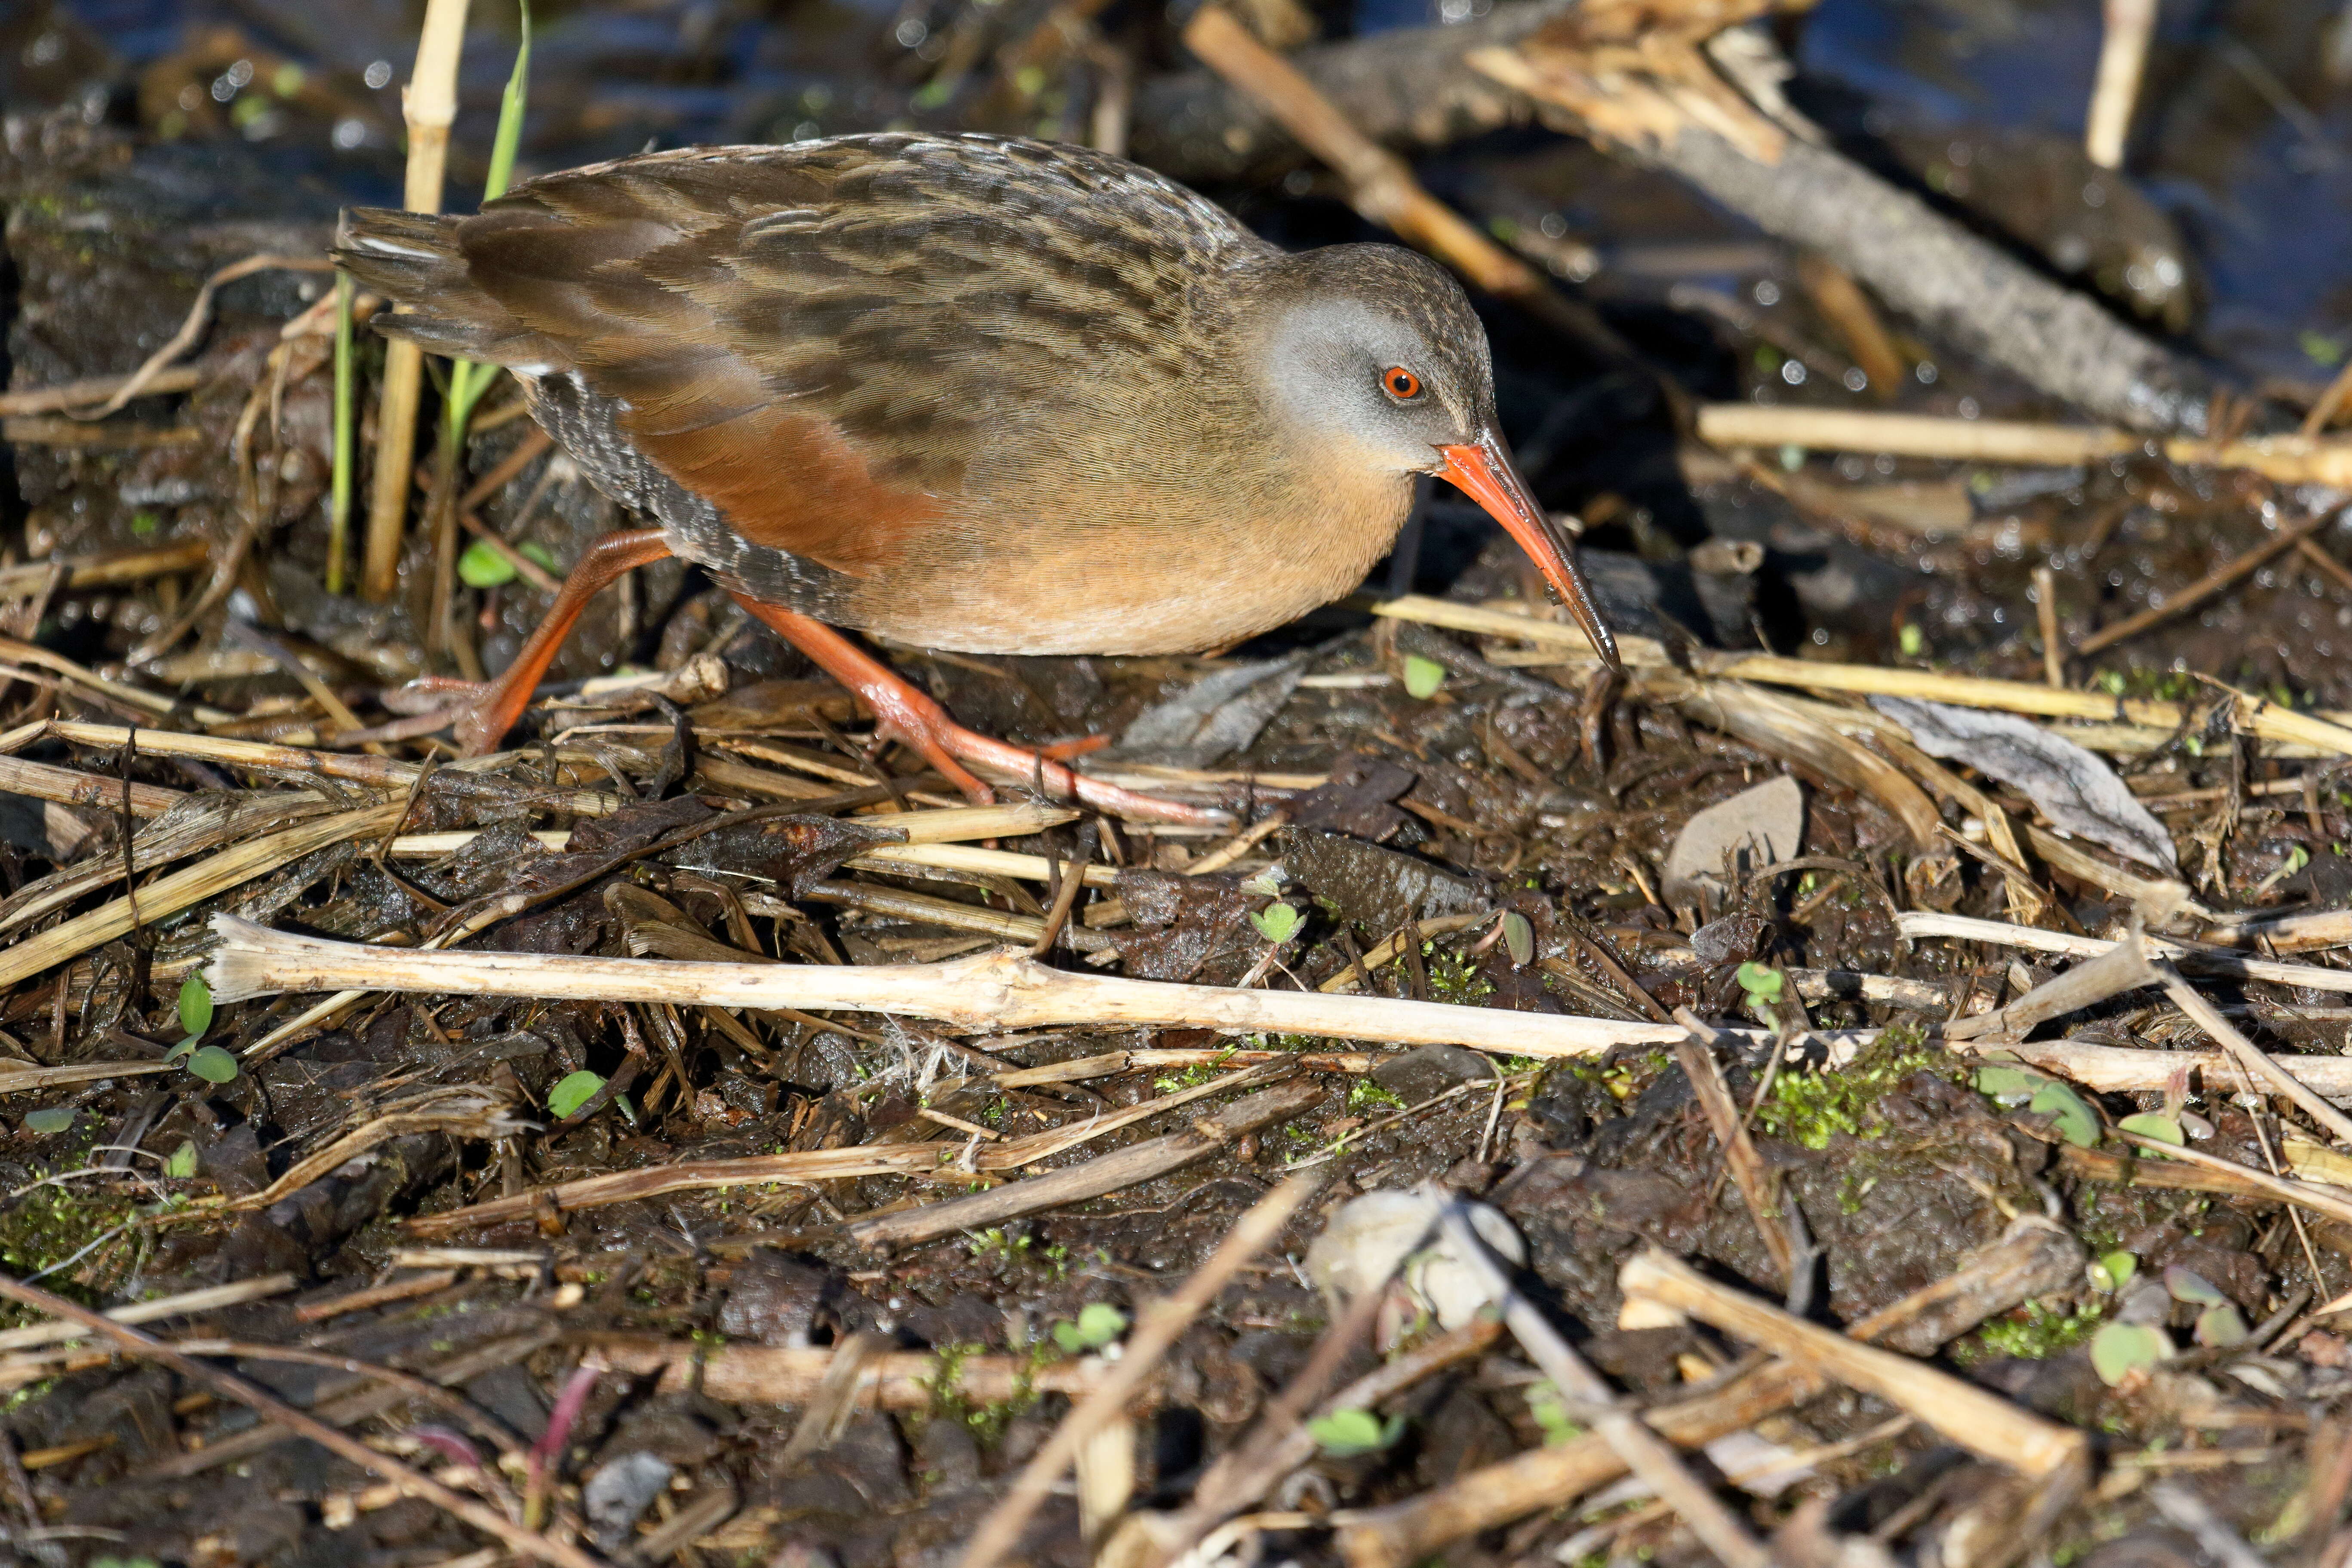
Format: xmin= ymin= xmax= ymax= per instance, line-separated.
xmin=1382 ymin=366 xmax=1423 ymax=400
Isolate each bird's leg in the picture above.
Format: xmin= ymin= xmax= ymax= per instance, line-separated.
xmin=362 ymin=529 xmax=674 ymax=755
xmin=726 ymin=595 xmax=1230 ymax=827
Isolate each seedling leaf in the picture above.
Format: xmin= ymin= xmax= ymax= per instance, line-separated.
xmin=2089 ymin=1322 xmax=2169 ymax=1386
xmin=1249 ymin=903 xmax=1301 ymax=944
xmin=2117 ymin=1112 xmax=2185 ymax=1146
xmin=179 ymin=972 xmax=212 ymax=1040
xmin=1401 ymin=656 xmax=1446 ymax=700
xmin=1734 ymin=962 xmax=1783 ymax=1003
xmin=458 ymin=540 xmax=518 ymax=588
xmin=22 ymin=1108 xmax=73 ymax=1134
xmin=1306 ymin=1407 xmax=1403 ymax=1458
xmin=2164 ymin=1266 xmax=2227 ymax=1306
xmin=186 ymin=1046 xmax=238 ymax=1084
xmin=1502 ymin=910 xmax=1534 ymax=967
xmin=548 ymin=1070 xmax=605 ymax=1119
xmin=2195 ymin=1303 xmax=2248 ymax=1349
xmin=2088 ymin=1251 xmax=2137 ymax=1293
xmin=2027 ymin=1080 xmax=2098 ymax=1147
xmin=165 ymin=1140 xmax=198 ymax=1179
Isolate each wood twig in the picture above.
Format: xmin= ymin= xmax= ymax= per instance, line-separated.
xmin=206 ymin=915 xmax=1691 ymax=1052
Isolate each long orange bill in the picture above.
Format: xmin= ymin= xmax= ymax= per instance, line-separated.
xmin=1437 ymin=430 xmax=1620 ymax=670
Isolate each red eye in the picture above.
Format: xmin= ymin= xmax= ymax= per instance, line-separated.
xmin=1383 ymin=366 xmax=1422 ymax=400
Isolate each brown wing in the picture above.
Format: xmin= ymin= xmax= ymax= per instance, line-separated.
xmin=440 ymin=134 xmax=1269 ymax=576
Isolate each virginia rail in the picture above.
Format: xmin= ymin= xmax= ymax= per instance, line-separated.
xmin=335 ymin=133 xmax=1619 ymax=821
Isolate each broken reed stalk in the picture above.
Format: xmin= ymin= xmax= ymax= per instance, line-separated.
xmin=1673 ymin=1039 xmax=1793 ymax=1286
xmin=363 ymin=0 xmax=470 ymax=604
xmin=0 ymin=804 xmax=406 ymax=993
xmin=843 ymin=1079 xmax=1321 ymax=1249
xmin=2156 ymin=964 xmax=2352 ymax=1147
xmin=1618 ymin=1248 xmax=2089 ymax=1482
xmin=957 ymin=1173 xmax=1319 ymax=1568
xmin=1697 ymin=404 xmax=2352 ymax=489
xmin=328 ymin=270 xmax=356 ymax=594
xmin=0 ymin=1270 xmax=605 ymax=1568
xmin=2085 ymin=0 xmax=2158 ymax=169
xmin=427 ymin=10 xmax=532 ymax=662
xmin=592 ymin=1335 xmax=1117 ymax=1411
xmin=204 ymin=915 xmax=1688 ymax=1052
xmin=1896 ymin=910 xmax=2352 ymax=996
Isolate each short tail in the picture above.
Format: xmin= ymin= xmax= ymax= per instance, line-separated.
xmin=333 ymin=208 xmax=566 ymax=369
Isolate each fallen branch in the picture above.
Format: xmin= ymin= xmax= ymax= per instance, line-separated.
xmin=1472 ymin=26 xmax=2216 ymax=431
xmin=205 ymin=915 xmax=1689 ymax=1051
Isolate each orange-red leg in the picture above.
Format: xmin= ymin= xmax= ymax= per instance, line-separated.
xmin=353 ymin=529 xmax=674 ymax=755
xmin=726 ymin=595 xmax=1230 ymax=826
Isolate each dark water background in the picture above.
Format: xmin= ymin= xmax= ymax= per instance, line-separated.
xmin=16 ymin=0 xmax=2352 ymax=399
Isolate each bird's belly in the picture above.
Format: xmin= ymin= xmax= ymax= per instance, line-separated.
xmin=844 ymin=509 xmax=1402 ymax=656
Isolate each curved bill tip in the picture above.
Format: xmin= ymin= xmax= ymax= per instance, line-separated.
xmin=1436 ymin=431 xmax=1621 ymax=672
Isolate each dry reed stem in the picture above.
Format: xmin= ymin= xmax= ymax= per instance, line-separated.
xmin=0 ymin=366 xmax=208 ymax=418
xmin=0 ymin=1273 xmax=294 ymax=1355
xmin=1944 ymin=924 xmax=2159 ymax=1042
xmin=363 ymin=0 xmax=470 ymax=603
xmin=206 ymin=916 xmax=1688 ymax=1051
xmin=0 ymin=1270 xmax=608 ymax=1568
xmin=0 ymin=803 xmax=405 ymax=993
xmin=0 ymin=538 xmax=212 ymax=598
xmin=1697 ymin=403 xmax=2352 ymax=487
xmin=0 ymin=641 xmax=235 ymax=727
xmin=2085 ymin=0 xmax=2158 ymax=167
xmin=2155 ymin=966 xmax=2352 ymax=1146
xmin=1673 ymin=1038 xmax=1793 ymax=1285
xmin=2114 ymin=1132 xmax=2352 ymax=1227
xmin=958 ymin=1173 xmax=1319 ymax=1568
xmin=71 ymin=255 xmax=330 ymax=421
xmin=1982 ymin=1039 xmax=2352 ymax=1101
xmin=412 ymin=1072 xmax=1311 ymax=1236
xmin=0 ymin=1062 xmax=177 ymax=1095
xmin=591 ymin=1334 xmax=1117 ymax=1410
xmin=1896 ymin=910 xmax=2352 ymax=994
xmin=1618 ymin=1248 xmax=2088 ymax=1480
xmin=844 ymin=1079 xmax=1321 ymax=1249
xmin=0 ymin=753 xmax=180 ymax=818
xmin=2076 ymin=508 xmax=2329 ymax=655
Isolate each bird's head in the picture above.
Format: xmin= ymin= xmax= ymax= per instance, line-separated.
xmin=1243 ymin=243 xmax=1619 ymax=670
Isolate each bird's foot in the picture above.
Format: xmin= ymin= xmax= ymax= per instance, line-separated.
xmin=334 ymin=676 xmax=520 ymax=756
xmin=725 ymin=595 xmax=1227 ymax=826
xmin=867 ymin=678 xmax=1225 ymax=826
